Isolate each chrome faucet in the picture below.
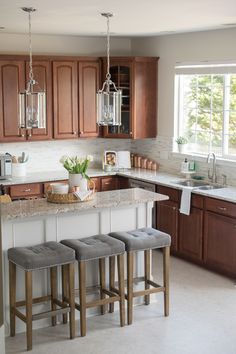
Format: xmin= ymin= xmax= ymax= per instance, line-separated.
xmin=207 ymin=152 xmax=217 ymax=183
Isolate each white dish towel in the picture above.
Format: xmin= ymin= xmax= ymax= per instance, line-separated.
xmin=179 ymin=187 xmax=194 ymax=215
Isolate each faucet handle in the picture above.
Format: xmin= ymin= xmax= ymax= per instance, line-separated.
xmin=222 ymin=174 xmax=227 ymax=186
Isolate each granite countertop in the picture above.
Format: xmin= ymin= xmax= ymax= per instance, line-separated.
xmin=1 ymin=167 xmax=236 ymax=204
xmin=0 ymin=188 xmax=168 ymax=220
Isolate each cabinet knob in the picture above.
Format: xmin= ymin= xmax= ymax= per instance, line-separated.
xmin=24 ymin=189 xmax=31 ymax=192
xmin=20 ymin=133 xmax=25 ymax=137
xmin=79 ymin=131 xmax=83 ymax=135
xmin=27 ymin=132 xmax=32 ymax=137
xmin=73 ymin=131 xmax=77 ymax=135
xmin=217 ymin=206 xmax=227 ymax=211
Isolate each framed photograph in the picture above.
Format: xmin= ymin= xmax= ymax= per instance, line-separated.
xmin=104 ymin=151 xmax=117 ymax=167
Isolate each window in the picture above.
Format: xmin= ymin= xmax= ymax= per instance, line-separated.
xmin=175 ymin=64 xmax=236 ymax=158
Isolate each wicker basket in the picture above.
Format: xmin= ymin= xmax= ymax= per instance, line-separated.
xmin=46 ymin=180 xmax=95 ymax=204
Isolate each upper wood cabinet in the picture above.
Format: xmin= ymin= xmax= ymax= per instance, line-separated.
xmin=78 ymin=60 xmax=100 ymax=137
xmin=0 ymin=61 xmax=25 ymax=142
xmin=0 ymin=59 xmax=52 ymax=142
xmin=102 ymin=57 xmax=158 ymax=139
xmin=53 ymin=61 xmax=78 ymax=139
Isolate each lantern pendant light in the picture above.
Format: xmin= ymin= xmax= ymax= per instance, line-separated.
xmin=19 ymin=7 xmax=46 ymax=130
xmin=97 ymin=13 xmax=122 ymax=126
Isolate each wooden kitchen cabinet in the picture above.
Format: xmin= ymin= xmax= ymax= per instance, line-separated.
xmin=53 ymin=61 xmax=78 ymax=139
xmin=0 ymin=60 xmax=25 ymax=142
xmin=102 ymin=57 xmax=158 ymax=139
xmin=156 ymin=185 xmax=179 ymax=252
xmin=101 ymin=176 xmax=118 ymax=191
xmin=9 ymin=183 xmax=43 ymax=200
xmin=204 ymin=198 xmax=236 ymax=277
xmin=78 ymin=60 xmax=100 ymax=137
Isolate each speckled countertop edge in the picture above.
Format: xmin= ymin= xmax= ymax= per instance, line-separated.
xmin=1 ymin=168 xmax=236 ymax=204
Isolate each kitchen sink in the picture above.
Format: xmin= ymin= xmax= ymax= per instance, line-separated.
xmin=171 ymin=180 xmax=208 ymax=187
xmin=197 ymin=184 xmax=225 ymax=190
xmin=171 ymin=180 xmax=226 ymax=190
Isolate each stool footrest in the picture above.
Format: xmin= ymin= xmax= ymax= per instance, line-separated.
xmin=32 ymin=307 xmax=70 ymax=321
xmin=15 ymin=309 xmax=26 ymax=323
xmin=133 ymin=286 xmax=165 ymax=298
xmin=86 ymin=295 xmax=120 ymax=309
xmin=147 ymin=279 xmax=162 ymax=288
xmin=16 ymin=295 xmax=51 ymax=308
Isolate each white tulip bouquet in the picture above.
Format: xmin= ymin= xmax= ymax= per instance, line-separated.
xmin=60 ymin=155 xmax=93 ymax=179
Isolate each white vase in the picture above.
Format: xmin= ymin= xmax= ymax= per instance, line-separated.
xmin=68 ymin=174 xmax=88 ymax=191
xmin=178 ymin=144 xmax=185 ymax=153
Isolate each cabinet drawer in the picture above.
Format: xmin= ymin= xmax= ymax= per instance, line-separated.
xmin=101 ymin=177 xmax=117 ymax=191
xmin=157 ymin=185 xmax=180 ymax=202
xmin=10 ymin=183 xmax=42 ymax=198
xmin=205 ymin=197 xmax=236 ymax=218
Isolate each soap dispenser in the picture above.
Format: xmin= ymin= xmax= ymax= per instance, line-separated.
xmin=181 ymin=158 xmax=189 ymax=172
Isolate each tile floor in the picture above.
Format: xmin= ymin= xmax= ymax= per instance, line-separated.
xmin=6 ymin=253 xmax=236 ymax=354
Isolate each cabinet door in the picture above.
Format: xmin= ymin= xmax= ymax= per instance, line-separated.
xmin=179 ymin=207 xmax=203 ymax=261
xmin=0 ymin=61 xmax=26 ymax=142
xmin=53 ymin=61 xmax=78 ymax=139
xmin=204 ymin=211 xmax=236 ymax=276
xmin=26 ymin=61 xmax=52 ymax=140
xmin=102 ymin=59 xmax=132 ymax=138
xmin=156 ymin=200 xmax=178 ymax=252
xmin=78 ymin=61 xmax=100 ymax=137
xmin=101 ymin=177 xmax=117 ymax=191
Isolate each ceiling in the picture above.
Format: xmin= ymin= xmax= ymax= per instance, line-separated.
xmin=0 ymin=0 xmax=236 ymax=37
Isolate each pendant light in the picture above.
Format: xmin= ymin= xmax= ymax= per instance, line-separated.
xmin=97 ymin=13 xmax=122 ymax=126
xmin=19 ymin=7 xmax=46 ymax=130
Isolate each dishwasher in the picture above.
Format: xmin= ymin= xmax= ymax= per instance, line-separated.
xmin=129 ymin=178 xmax=156 ymax=228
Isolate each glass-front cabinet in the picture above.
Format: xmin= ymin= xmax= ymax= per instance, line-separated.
xmin=102 ymin=59 xmax=133 ymax=138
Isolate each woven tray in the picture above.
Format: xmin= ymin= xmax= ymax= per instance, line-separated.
xmin=46 ymin=180 xmax=95 ymax=204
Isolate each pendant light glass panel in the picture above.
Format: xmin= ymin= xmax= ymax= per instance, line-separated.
xmin=19 ymin=91 xmax=46 ymax=129
xmin=97 ymin=90 xmax=122 ymax=126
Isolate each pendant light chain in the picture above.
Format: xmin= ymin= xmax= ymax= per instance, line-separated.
xmin=106 ymin=15 xmax=111 ymax=82
xmin=28 ymin=10 xmax=34 ymax=84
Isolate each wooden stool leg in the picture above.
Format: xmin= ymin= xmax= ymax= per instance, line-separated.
xmin=79 ymin=261 xmax=86 ymax=337
xmin=163 ymin=246 xmax=170 ymax=316
xmin=62 ymin=264 xmax=69 ymax=324
xmin=144 ymin=250 xmax=151 ymax=305
xmin=109 ymin=256 xmax=115 ymax=313
xmin=50 ymin=267 xmax=57 ymax=326
xmin=117 ymin=254 xmax=125 ymax=327
xmin=68 ymin=263 xmax=75 ymax=339
xmin=25 ymin=271 xmax=33 ymax=351
xmin=127 ymin=251 xmax=134 ymax=325
xmin=9 ymin=261 xmax=16 ymax=337
xmin=99 ymin=258 xmax=106 ymax=315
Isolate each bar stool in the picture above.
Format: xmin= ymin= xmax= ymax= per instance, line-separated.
xmin=8 ymin=241 xmax=76 ymax=351
xmin=61 ymin=234 xmax=126 ymax=337
xmin=108 ymin=227 xmax=171 ymax=325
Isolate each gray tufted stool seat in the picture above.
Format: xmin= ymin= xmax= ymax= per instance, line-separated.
xmin=60 ymin=234 xmax=126 ymax=337
xmin=108 ymin=227 xmax=171 ymax=252
xmin=108 ymin=227 xmax=171 ymax=325
xmin=8 ymin=241 xmax=76 ymax=351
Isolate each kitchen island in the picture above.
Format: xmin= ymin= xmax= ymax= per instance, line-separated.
xmin=0 ymin=188 xmax=168 ymax=351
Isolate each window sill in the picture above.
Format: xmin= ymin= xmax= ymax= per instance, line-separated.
xmin=171 ymin=151 xmax=236 ymax=167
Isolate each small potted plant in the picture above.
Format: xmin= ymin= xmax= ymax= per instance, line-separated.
xmin=60 ymin=155 xmax=93 ymax=191
xmin=175 ymin=136 xmax=188 ymax=153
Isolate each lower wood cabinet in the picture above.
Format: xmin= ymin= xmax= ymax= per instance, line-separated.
xmin=156 ymin=185 xmax=180 ymax=253
xmin=179 ymin=207 xmax=203 ymax=261
xmin=204 ymin=211 xmax=236 ymax=276
xmin=101 ymin=177 xmax=118 ymax=191
xmin=157 ymin=200 xmax=178 ymax=252
xmin=9 ymin=183 xmax=43 ymax=200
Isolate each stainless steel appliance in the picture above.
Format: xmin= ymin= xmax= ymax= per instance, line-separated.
xmin=129 ymin=178 xmax=156 ymax=227
xmin=0 ymin=154 xmax=12 ymax=179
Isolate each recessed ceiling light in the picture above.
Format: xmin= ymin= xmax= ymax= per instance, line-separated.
xmin=0 ymin=26 xmax=5 ymax=30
